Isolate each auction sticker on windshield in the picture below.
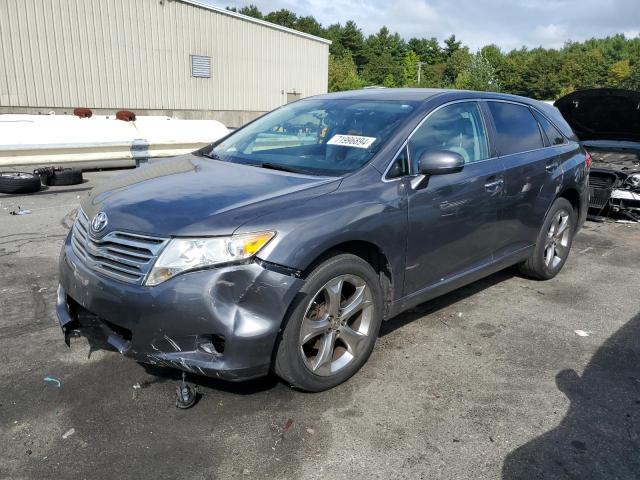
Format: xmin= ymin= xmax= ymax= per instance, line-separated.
xmin=327 ymin=134 xmax=376 ymax=149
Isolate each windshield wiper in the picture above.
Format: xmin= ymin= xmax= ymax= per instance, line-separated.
xmin=204 ymin=151 xmax=222 ymax=160
xmin=256 ymin=162 xmax=309 ymax=174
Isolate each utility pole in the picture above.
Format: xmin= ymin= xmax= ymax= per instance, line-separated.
xmin=417 ymin=62 xmax=428 ymax=85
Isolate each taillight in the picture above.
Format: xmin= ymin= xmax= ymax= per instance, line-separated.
xmin=585 ymin=151 xmax=592 ymax=169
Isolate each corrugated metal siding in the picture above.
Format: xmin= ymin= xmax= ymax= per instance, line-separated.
xmin=0 ymin=0 xmax=329 ymax=112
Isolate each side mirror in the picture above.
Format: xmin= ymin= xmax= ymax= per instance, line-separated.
xmin=418 ymin=150 xmax=465 ymax=175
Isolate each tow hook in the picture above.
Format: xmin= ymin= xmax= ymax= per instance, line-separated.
xmin=175 ymin=371 xmax=198 ymax=409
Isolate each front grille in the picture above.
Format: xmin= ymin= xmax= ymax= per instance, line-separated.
xmin=70 ymin=209 xmax=168 ymax=285
xmin=588 ymin=174 xmax=616 ymax=189
xmin=588 ymin=173 xmax=617 ymax=210
xmin=589 ymin=187 xmax=611 ymax=209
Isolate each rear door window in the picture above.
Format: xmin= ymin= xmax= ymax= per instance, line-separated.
xmin=532 ymin=110 xmax=566 ymax=146
xmin=487 ymin=102 xmax=544 ymax=156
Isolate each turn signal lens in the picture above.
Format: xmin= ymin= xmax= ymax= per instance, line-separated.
xmin=227 ymin=232 xmax=275 ymax=257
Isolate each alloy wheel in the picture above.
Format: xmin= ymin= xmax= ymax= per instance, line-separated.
xmin=544 ymin=208 xmax=571 ymax=269
xmin=1 ymin=172 xmax=34 ymax=179
xmin=299 ymin=274 xmax=374 ymax=377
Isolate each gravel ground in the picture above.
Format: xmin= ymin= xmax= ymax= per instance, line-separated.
xmin=1 ymin=170 xmax=639 ymax=480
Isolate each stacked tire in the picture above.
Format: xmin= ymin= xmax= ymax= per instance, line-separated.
xmin=0 ymin=167 xmax=84 ymax=194
xmin=40 ymin=167 xmax=83 ymax=186
xmin=33 ymin=167 xmax=83 ymax=187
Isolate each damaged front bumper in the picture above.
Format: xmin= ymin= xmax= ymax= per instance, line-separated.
xmin=588 ymin=168 xmax=640 ymax=221
xmin=56 ymin=233 xmax=303 ymax=381
xmin=608 ymin=189 xmax=640 ymax=220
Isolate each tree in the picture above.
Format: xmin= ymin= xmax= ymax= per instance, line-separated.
xmin=228 ymin=4 xmax=640 ymax=96
xmin=420 ymin=63 xmax=447 ymax=87
xmin=340 ymin=21 xmax=366 ymax=67
xmin=328 ymin=53 xmax=364 ymax=92
xmin=608 ymin=59 xmax=632 ymax=86
xmin=621 ymin=62 xmax=640 ymax=90
xmin=226 ymin=4 xmax=263 ymax=18
xmin=559 ymin=48 xmax=608 ymax=93
xmin=408 ymin=37 xmax=443 ymax=64
xmin=480 ymin=44 xmax=504 ymax=72
xmin=523 ymin=48 xmax=563 ymax=99
xmin=444 ymin=34 xmax=462 ymax=59
xmin=454 ymin=53 xmax=500 ymax=91
xmin=295 ymin=16 xmax=324 ymax=37
xmin=383 ymin=73 xmax=396 ymax=88
xmin=264 ymin=9 xmax=297 ymax=29
xmin=443 ymin=47 xmax=471 ymax=85
xmin=499 ymin=48 xmax=529 ymax=95
xmin=402 ymin=51 xmax=420 ymax=86
xmin=361 ymin=27 xmax=407 ymax=86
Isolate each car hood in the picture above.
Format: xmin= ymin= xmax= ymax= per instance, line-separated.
xmin=81 ymin=154 xmax=340 ymax=237
xmin=554 ymin=88 xmax=640 ymax=142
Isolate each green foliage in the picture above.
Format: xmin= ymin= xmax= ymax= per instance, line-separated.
xmin=263 ymin=9 xmax=298 ymax=29
xmin=294 ymin=16 xmax=325 ymax=37
xmin=228 ymin=5 xmax=640 ymax=98
xmin=443 ymin=47 xmax=472 ymax=84
xmin=328 ymin=53 xmax=365 ymax=92
xmin=359 ymin=27 xmax=407 ymax=86
xmin=402 ymin=51 xmax=420 ymax=86
xmin=226 ymin=4 xmax=263 ymax=18
xmin=383 ymin=73 xmax=396 ymax=88
xmin=608 ymin=59 xmax=632 ymax=86
xmin=454 ymin=53 xmax=500 ymax=91
xmin=408 ymin=37 xmax=443 ymax=64
xmin=622 ymin=63 xmax=640 ymax=90
xmin=444 ymin=34 xmax=462 ymax=59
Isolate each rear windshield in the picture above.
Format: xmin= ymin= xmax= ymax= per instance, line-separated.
xmin=206 ymin=99 xmax=418 ymax=176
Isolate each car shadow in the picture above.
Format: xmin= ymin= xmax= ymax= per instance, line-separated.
xmin=502 ymin=312 xmax=640 ymax=479
xmin=380 ymin=267 xmax=517 ymax=337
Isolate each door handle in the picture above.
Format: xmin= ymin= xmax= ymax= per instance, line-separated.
xmin=484 ymin=179 xmax=504 ymax=191
xmin=545 ymin=162 xmax=558 ymax=172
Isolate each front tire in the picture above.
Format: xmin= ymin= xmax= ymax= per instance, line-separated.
xmin=519 ymin=197 xmax=576 ymax=280
xmin=274 ymin=253 xmax=383 ymax=392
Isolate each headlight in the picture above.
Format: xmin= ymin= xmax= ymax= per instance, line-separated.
xmin=145 ymin=231 xmax=275 ymax=286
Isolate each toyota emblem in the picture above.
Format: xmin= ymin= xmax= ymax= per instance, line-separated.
xmin=91 ymin=212 xmax=108 ymax=234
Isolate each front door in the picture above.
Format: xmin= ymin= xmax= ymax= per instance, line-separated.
xmin=403 ymin=101 xmax=504 ymax=296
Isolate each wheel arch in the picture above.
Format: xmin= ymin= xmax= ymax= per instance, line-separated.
xmin=301 ymin=240 xmax=395 ymax=318
xmin=558 ymin=187 xmax=581 ymax=216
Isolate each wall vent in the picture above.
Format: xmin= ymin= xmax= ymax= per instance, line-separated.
xmin=191 ymin=55 xmax=211 ymax=78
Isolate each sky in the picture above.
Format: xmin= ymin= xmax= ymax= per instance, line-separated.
xmin=208 ymin=0 xmax=640 ymax=51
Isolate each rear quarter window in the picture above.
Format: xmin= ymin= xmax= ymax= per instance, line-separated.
xmin=532 ymin=110 xmax=566 ymax=146
xmin=487 ymin=102 xmax=544 ymax=156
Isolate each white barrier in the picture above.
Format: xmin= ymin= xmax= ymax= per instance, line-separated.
xmin=0 ymin=114 xmax=229 ymax=167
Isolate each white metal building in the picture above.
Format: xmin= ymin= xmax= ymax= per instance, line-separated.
xmin=0 ymin=0 xmax=330 ymax=127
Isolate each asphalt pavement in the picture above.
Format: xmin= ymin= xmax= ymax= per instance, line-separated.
xmin=1 ymin=170 xmax=639 ymax=479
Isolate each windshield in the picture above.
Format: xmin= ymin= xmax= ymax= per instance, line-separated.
xmin=207 ymin=99 xmax=417 ymax=176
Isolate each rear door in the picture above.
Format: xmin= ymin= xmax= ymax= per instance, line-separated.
xmin=403 ymin=101 xmax=504 ymax=295
xmin=485 ymin=101 xmax=554 ymax=257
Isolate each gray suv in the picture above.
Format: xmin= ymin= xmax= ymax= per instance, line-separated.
xmin=57 ymin=89 xmax=589 ymax=391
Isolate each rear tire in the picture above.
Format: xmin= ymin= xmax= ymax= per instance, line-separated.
xmin=0 ymin=172 xmax=42 ymax=194
xmin=274 ymin=253 xmax=383 ymax=392
xmin=519 ymin=198 xmax=575 ymax=280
